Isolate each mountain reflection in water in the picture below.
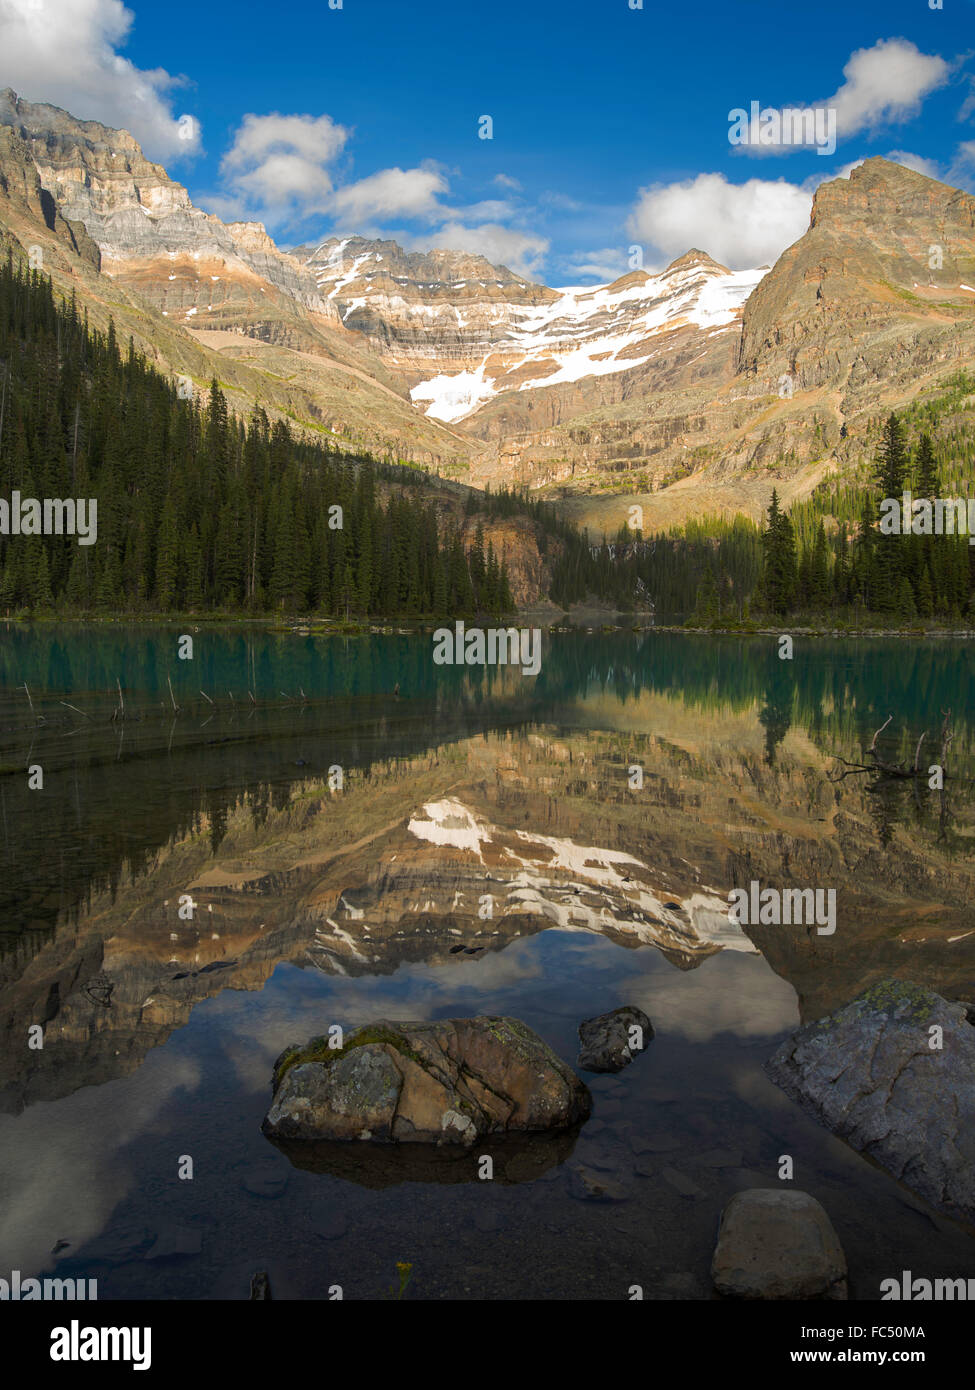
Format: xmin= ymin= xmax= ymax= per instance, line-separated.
xmin=0 ymin=627 xmax=973 ymax=1299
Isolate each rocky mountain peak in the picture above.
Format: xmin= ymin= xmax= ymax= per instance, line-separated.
xmin=738 ymin=155 xmax=975 ymax=396
xmin=299 ymin=233 xmax=529 ymax=283
xmin=0 ymin=88 xmax=343 ymax=334
xmin=663 ymin=248 xmax=730 ymax=276
xmin=0 ymin=120 xmax=102 ymax=271
xmin=0 ymin=88 xmax=175 ymax=201
xmin=809 ymin=154 xmax=974 ymax=228
xmin=8 ymin=92 xmax=974 ymax=520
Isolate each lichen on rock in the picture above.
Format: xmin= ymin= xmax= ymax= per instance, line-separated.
xmin=263 ymin=1014 xmax=591 ymax=1147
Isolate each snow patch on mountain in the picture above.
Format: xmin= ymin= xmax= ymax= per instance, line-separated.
xmin=410 ymin=260 xmax=767 ymax=423
xmin=410 ymin=364 xmax=499 ymax=420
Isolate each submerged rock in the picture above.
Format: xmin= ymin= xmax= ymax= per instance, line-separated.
xmin=577 ymin=1005 xmax=653 ymax=1073
xmin=241 ymin=1163 xmax=289 ymax=1199
xmin=262 ymin=1016 xmax=591 ymax=1147
xmin=711 ymin=1190 xmax=848 ymax=1300
xmin=660 ymin=1166 xmax=704 ymax=1200
xmin=569 ymin=1164 xmax=631 ymax=1202
xmin=144 ymin=1224 xmax=202 ymax=1261
xmin=765 ymin=980 xmax=975 ymax=1225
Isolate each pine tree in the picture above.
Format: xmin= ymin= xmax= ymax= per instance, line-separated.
xmin=693 ymin=564 xmax=719 ymax=624
xmin=876 ymin=413 xmax=908 ymax=498
xmin=873 ymin=413 xmax=909 ymax=613
xmin=916 ymin=563 xmax=934 ymax=618
xmin=760 ymin=490 xmax=798 ymax=616
xmin=154 ymin=496 xmax=179 ymax=610
xmin=469 ymin=521 xmax=487 ymax=607
xmin=26 ymin=537 xmax=53 ymax=608
xmin=914 ymin=433 xmax=939 ymax=500
xmin=809 ymin=521 xmax=830 ymax=609
xmin=183 ymin=525 xmax=205 ymax=610
xmin=896 ymin=574 xmax=917 ymax=623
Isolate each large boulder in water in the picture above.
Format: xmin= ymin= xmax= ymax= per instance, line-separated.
xmin=711 ymin=1190 xmax=848 ymax=1300
xmin=262 ymin=1016 xmax=591 ymax=1146
xmin=765 ymin=980 xmax=975 ymax=1225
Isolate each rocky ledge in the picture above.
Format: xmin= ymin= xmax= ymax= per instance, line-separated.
xmin=262 ymin=1015 xmax=591 ymax=1146
xmin=765 ymin=980 xmax=975 ymax=1225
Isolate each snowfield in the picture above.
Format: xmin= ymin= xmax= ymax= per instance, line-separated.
xmin=407 ymin=260 xmax=767 ymax=423
xmin=302 ymin=235 xmax=768 ymax=426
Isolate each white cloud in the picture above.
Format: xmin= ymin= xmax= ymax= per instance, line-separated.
xmin=219 ymin=112 xmax=349 ymax=215
xmin=195 ymin=191 xmax=248 ymax=222
xmin=959 ymin=75 xmax=975 ymax=124
xmin=445 ymin=198 xmax=517 ymax=222
xmin=560 ymin=246 xmax=629 ymax=284
xmin=949 ymin=139 xmax=975 ymax=188
xmin=222 ymin=112 xmax=348 ymax=171
xmin=884 ymin=149 xmax=941 ymax=178
xmin=411 ymin=221 xmax=549 ymax=276
xmin=216 ymin=116 xmax=553 ymax=273
xmin=331 ymin=165 xmax=449 ymax=227
xmin=733 ymin=38 xmax=950 ymax=155
xmin=539 ymin=190 xmax=583 ymax=211
xmin=830 ymin=38 xmax=949 ymax=136
xmin=233 ymin=153 xmax=334 ymax=211
xmin=0 ymin=0 xmax=201 ymax=159
xmin=219 ymin=114 xmax=452 ymax=228
xmin=0 ymin=1049 xmax=201 ymax=1275
xmin=627 ymin=172 xmax=811 ymax=271
xmin=619 ymin=949 xmax=798 ymax=1045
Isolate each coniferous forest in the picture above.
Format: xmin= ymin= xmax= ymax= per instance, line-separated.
xmin=0 ymin=258 xmax=516 ymax=618
xmin=549 ymin=516 xmax=763 ymax=617
xmin=4 ymin=257 xmax=975 ymax=627
xmin=751 ymin=412 xmax=975 ymax=626
xmin=558 ymin=408 xmax=975 ymax=627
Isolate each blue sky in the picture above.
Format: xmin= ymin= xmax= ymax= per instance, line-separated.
xmin=2 ymin=0 xmax=975 ymax=282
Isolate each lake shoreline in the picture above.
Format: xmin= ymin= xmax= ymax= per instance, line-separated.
xmin=5 ymin=608 xmax=973 ymax=639
xmin=4 ymin=611 xmax=975 ymax=640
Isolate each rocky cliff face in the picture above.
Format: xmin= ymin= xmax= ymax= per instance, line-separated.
xmin=292 ymin=163 xmax=975 ymax=525
xmin=4 ymin=83 xmax=975 ymax=526
xmin=484 ymin=159 xmax=975 ymax=528
xmin=0 ymin=88 xmax=341 ymax=335
xmin=738 ymin=157 xmax=975 ymax=395
xmin=297 ymin=236 xmax=765 ymax=425
xmin=0 ymin=123 xmax=100 ymax=271
xmin=0 ymin=90 xmax=477 ymax=469
xmin=296 ymin=235 xmax=556 ymax=375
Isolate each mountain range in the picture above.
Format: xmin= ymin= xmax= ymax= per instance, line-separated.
xmin=2 ymin=86 xmax=975 ymax=536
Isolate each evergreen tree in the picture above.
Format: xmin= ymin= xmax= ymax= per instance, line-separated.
xmin=896 ymin=574 xmax=917 ymax=623
xmin=760 ymin=490 xmax=798 ymax=616
xmin=914 ymin=433 xmax=939 ymax=500
xmin=809 ymin=521 xmax=830 ymax=609
xmin=154 ymin=496 xmax=179 ymax=609
xmin=876 ymin=412 xmax=908 ymax=498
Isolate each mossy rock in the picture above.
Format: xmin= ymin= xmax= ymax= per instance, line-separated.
xmin=272 ymin=1023 xmax=431 ymax=1089
xmin=265 ymin=1015 xmax=592 ymax=1146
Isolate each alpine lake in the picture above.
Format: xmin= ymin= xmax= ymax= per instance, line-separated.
xmin=1 ymin=624 xmax=973 ymax=1301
